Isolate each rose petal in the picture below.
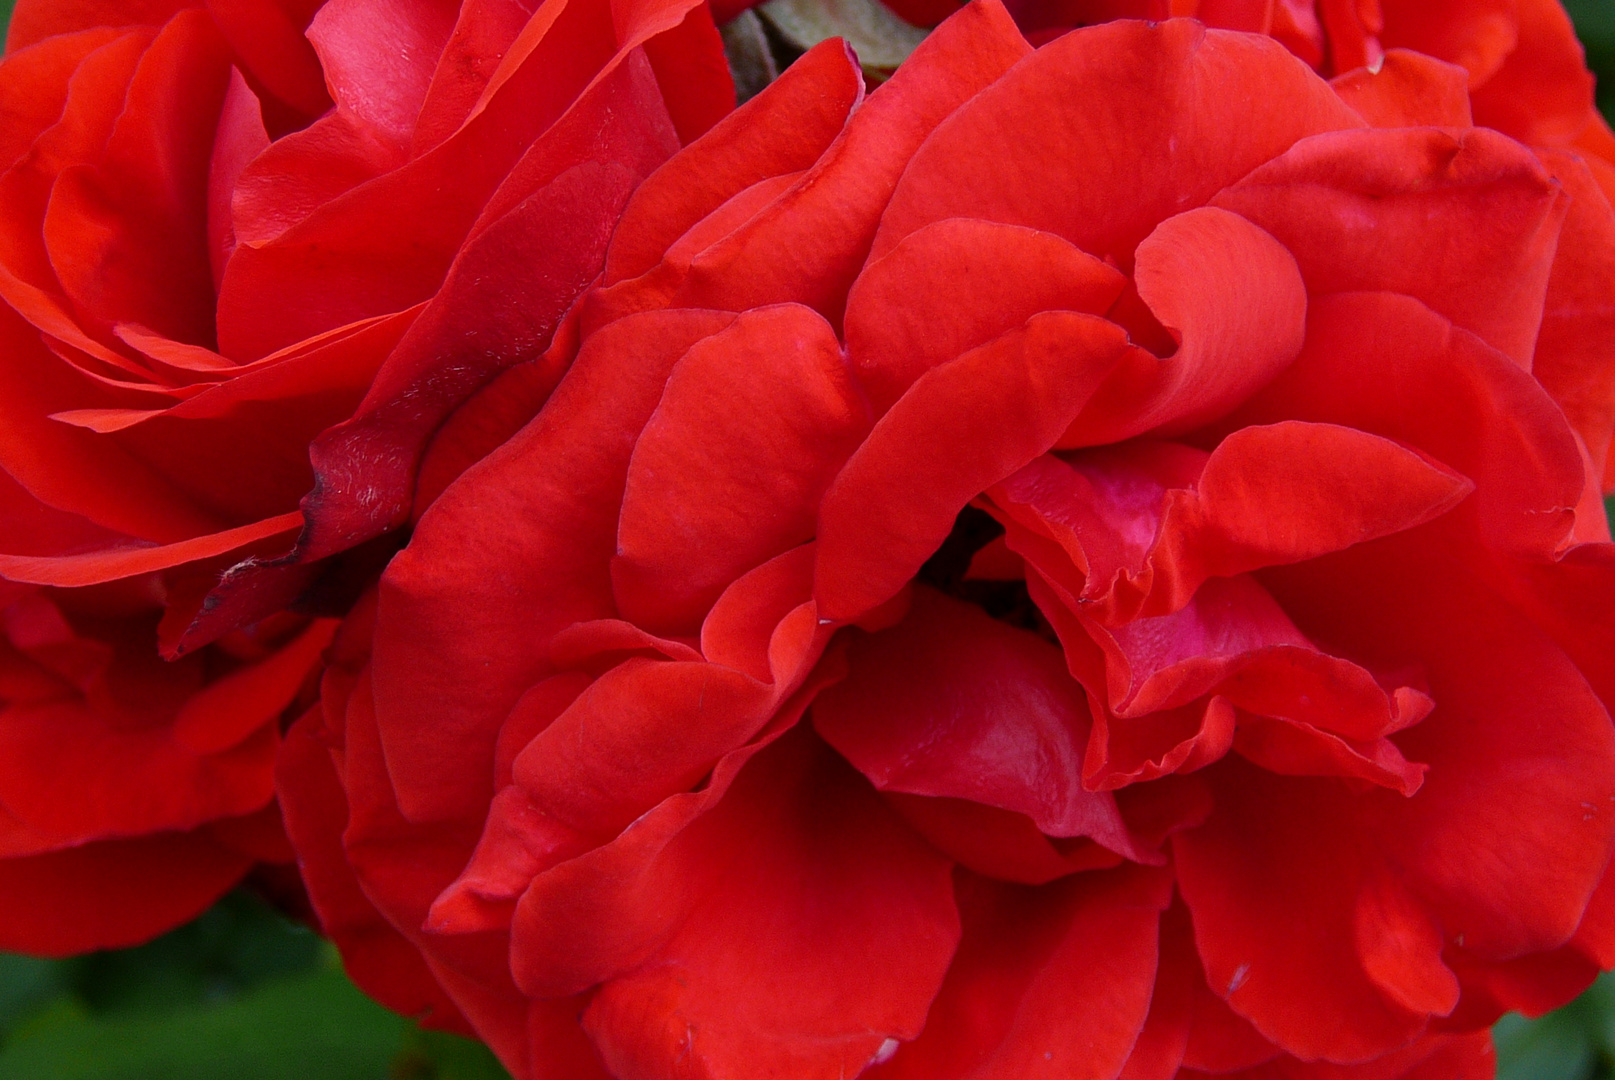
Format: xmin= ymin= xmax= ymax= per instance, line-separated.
xmin=815 ymin=311 xmax=1132 ymax=622
xmin=1212 ymin=127 xmax=1566 ymax=368
xmin=874 ymin=19 xmax=1361 ymax=266
xmin=372 ymin=309 xmax=732 ymax=821
xmin=614 ymin=304 xmax=868 ymax=632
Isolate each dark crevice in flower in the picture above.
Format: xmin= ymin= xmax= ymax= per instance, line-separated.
xmin=917 ymin=506 xmax=1055 ymax=642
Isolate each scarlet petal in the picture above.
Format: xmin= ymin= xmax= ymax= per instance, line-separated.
xmin=815 ymin=312 xmax=1132 ymax=622
xmin=300 ymin=48 xmax=677 ymax=559
xmin=0 ymin=831 xmax=249 ymax=957
xmin=659 ymin=0 xmax=1033 ymax=323
xmin=42 ymin=10 xmax=230 ymax=348
xmin=846 ymin=219 xmax=1126 ymax=414
xmin=217 ymin=0 xmax=703 ymax=358
xmin=1329 ymin=49 xmax=1472 ymax=128
xmin=275 ymin=709 xmax=469 ymax=1032
xmin=511 ymin=659 xmax=774 ymax=837
xmin=1212 ymin=127 xmax=1566 ymax=368
xmin=6 ymin=0 xmax=189 ymax=51
xmin=1266 ymin=537 xmax=1615 ymax=962
xmin=814 ymin=587 xmax=1143 ymax=860
xmin=875 ymin=19 xmax=1360 ymax=266
xmin=872 ymin=866 xmax=1170 ymax=1080
xmin=1174 ymin=762 xmax=1431 ymax=1062
xmin=517 ymin=729 xmax=960 ymax=1080
xmin=1231 ymin=293 xmax=1585 ymax=558
xmin=372 ymin=310 xmax=732 ymax=822
xmin=0 ymin=511 xmax=303 ymax=587
xmin=602 ymin=38 xmax=863 ymax=287
xmin=614 ymin=305 xmax=868 ymax=632
xmin=1460 ymin=0 xmax=1600 ymax=147
xmin=306 ymin=0 xmax=457 ymax=148
xmin=1063 ymin=207 xmax=1306 ymax=446
xmin=1531 ymin=149 xmax=1615 ymax=486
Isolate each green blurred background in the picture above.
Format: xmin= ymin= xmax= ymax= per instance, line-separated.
xmin=0 ymin=0 xmax=1611 ymax=1076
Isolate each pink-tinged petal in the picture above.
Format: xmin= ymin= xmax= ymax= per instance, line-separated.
xmin=372 ymin=310 xmax=732 ymax=822
xmin=1531 ymin=149 xmax=1615 ymax=486
xmin=1329 ymin=50 xmax=1472 ymax=128
xmin=658 ymin=0 xmax=1031 ymax=323
xmin=1212 ymin=128 xmax=1566 ymax=368
xmin=846 ymin=219 xmax=1126 ymax=415
xmin=1175 ymin=762 xmax=1431 ymax=1062
xmin=203 ymin=0 xmax=330 ymax=119
xmin=1088 ymin=574 xmax=1312 ymax=716
xmin=276 ymin=707 xmax=472 ymax=1031
xmin=0 ymin=831 xmax=250 ymax=957
xmin=306 ymin=0 xmax=458 ymax=149
xmin=1264 ymin=535 xmax=1615 ymax=962
xmin=5 ymin=0 xmax=188 ymax=52
xmin=815 ymin=311 xmax=1132 ymax=622
xmin=0 ymin=511 xmax=302 ymax=587
xmin=568 ymin=729 xmax=960 ymax=1080
xmin=601 ymin=39 xmax=864 ymax=287
xmin=871 ymin=866 xmax=1170 ymax=1080
xmin=614 ymin=304 xmax=868 ymax=632
xmin=297 ymin=51 xmax=678 ymax=561
xmin=1002 ymin=425 xmax=1472 ymax=627
xmin=874 ymin=19 xmax=1361 ymax=267
xmin=1229 ymin=293 xmax=1586 ymax=558
xmin=814 ymin=587 xmax=1145 ymax=860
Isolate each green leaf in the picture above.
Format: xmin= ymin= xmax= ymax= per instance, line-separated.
xmin=1496 ymin=1009 xmax=1598 ymax=1080
xmin=0 ymin=953 xmax=410 ymax=1080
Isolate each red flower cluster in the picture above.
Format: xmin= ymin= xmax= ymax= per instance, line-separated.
xmin=0 ymin=0 xmax=729 ymax=945
xmin=4 ymin=0 xmax=1615 ymax=1076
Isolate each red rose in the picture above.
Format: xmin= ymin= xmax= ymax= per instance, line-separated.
xmin=0 ymin=0 xmax=730 ymax=656
xmin=279 ymin=4 xmax=1615 ymax=1077
xmin=0 ymin=574 xmax=332 ymax=954
xmin=744 ymin=0 xmax=1615 ymax=224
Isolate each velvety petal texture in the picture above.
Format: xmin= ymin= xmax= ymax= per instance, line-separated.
xmin=0 ymin=0 xmax=731 ymax=951
xmin=268 ymin=3 xmax=1615 ymax=1080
